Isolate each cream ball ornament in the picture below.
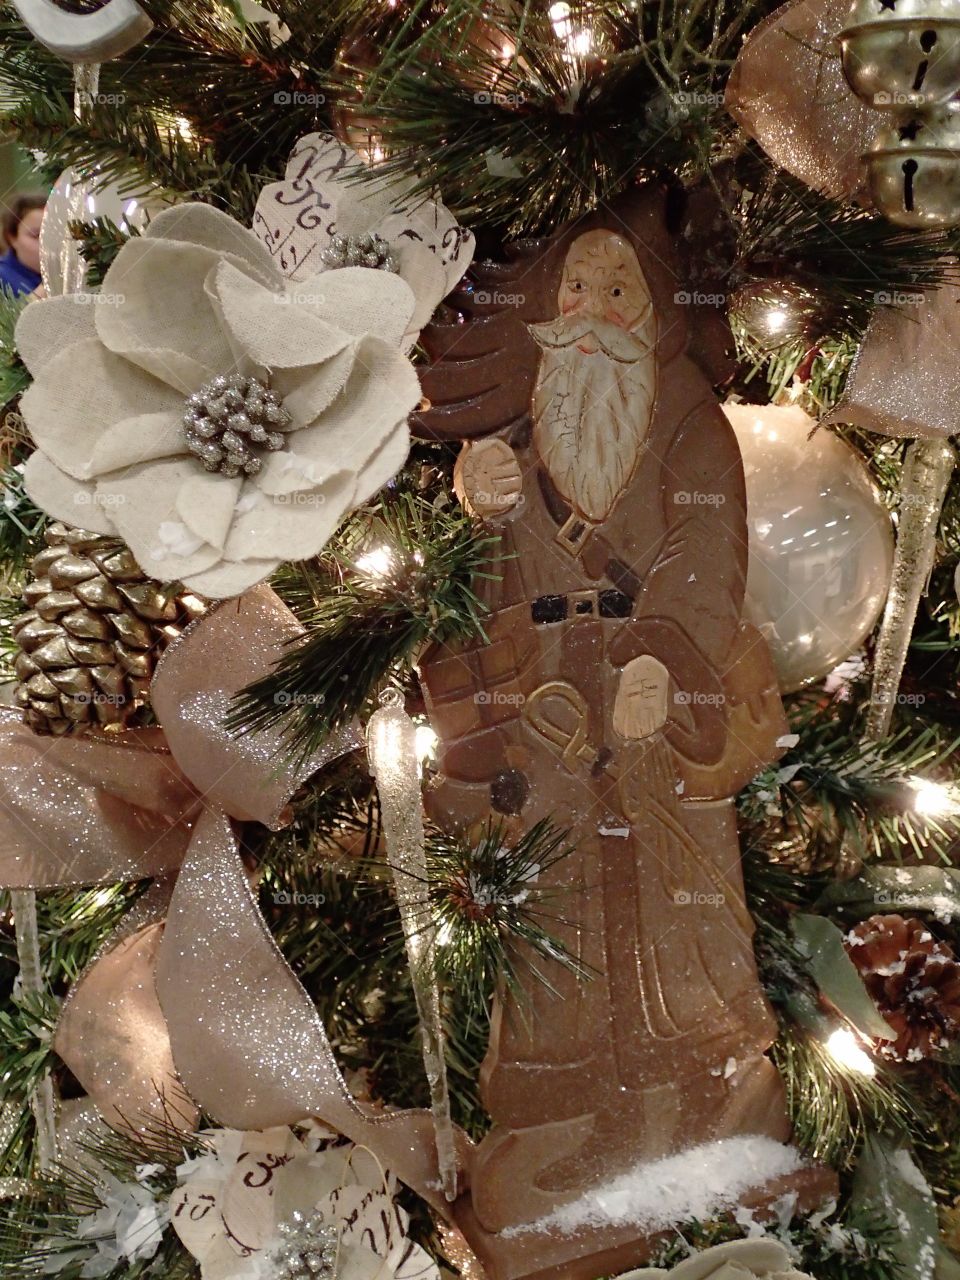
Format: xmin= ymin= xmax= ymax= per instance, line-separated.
xmin=724 ymin=402 xmax=895 ymax=693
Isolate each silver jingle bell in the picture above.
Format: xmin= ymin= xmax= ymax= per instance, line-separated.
xmin=838 ymin=0 xmax=960 ymax=110
xmin=865 ymin=103 xmax=960 ymax=227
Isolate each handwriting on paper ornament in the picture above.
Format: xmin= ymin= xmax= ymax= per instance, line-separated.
xmin=10 ymin=0 xmax=152 ymax=62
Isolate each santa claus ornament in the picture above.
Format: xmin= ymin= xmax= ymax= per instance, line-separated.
xmin=414 ymin=187 xmax=835 ymax=1279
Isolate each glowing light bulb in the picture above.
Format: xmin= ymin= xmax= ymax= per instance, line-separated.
xmin=765 ymin=306 xmax=789 ymax=333
xmin=825 ymin=1027 xmax=876 ymax=1077
xmin=355 ymin=546 xmax=394 ymax=579
xmin=415 ymin=723 xmax=439 ymax=764
xmin=909 ymin=776 xmax=959 ymax=818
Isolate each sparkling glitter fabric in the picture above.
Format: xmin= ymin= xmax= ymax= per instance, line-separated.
xmin=154 ymin=808 xmax=469 ymax=1220
xmin=54 ymin=920 xmax=198 ymax=1133
xmin=152 ymin=584 xmax=360 ymax=829
xmin=725 ymin=0 xmax=879 ymax=200
xmin=0 ymin=711 xmax=198 ymax=888
xmin=825 ymin=280 xmax=960 ymax=439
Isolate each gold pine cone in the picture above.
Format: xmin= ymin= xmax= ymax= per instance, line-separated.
xmin=12 ymin=522 xmax=203 ymax=735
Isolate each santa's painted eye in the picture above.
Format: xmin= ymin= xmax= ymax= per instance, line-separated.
xmin=569 ymin=279 xmax=584 ymax=292
xmin=610 ymin=286 xmax=624 ymax=297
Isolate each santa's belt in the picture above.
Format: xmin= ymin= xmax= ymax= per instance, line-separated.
xmin=531 ymin=588 xmax=633 ymax=624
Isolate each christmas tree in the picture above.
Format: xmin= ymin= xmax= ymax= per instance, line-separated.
xmin=3 ymin=0 xmax=960 ymax=1276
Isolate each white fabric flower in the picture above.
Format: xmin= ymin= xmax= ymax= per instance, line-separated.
xmin=69 ymin=1171 xmax=168 ymax=1277
xmin=170 ymin=1122 xmax=441 ymax=1280
xmin=620 ymin=1239 xmax=814 ymax=1280
xmin=253 ymin=133 xmax=475 ymax=344
xmin=16 ymin=203 xmax=422 ymax=598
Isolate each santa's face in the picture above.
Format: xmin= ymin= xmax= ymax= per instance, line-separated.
xmin=557 ymin=230 xmax=655 ymax=347
xmin=530 ymin=231 xmax=658 ymax=524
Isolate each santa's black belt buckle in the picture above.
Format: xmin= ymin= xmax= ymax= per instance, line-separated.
xmin=531 ymin=590 xmax=632 ymax=624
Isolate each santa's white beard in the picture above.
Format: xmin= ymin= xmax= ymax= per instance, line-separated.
xmin=530 ymin=314 xmax=657 ymax=524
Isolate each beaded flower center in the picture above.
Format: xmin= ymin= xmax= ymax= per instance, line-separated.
xmin=183 ymin=373 xmax=292 ymax=478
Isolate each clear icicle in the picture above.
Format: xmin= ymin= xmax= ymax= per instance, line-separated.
xmin=11 ymin=890 xmax=58 ymax=1173
xmin=366 ymin=689 xmax=458 ymax=1201
xmin=50 ymin=62 xmax=101 ymax=297
xmin=865 ymin=438 xmax=956 ymax=741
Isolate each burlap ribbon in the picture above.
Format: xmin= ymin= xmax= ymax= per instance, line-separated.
xmin=0 ymin=584 xmax=468 ymax=1214
xmin=725 ymin=0 xmax=877 ymax=201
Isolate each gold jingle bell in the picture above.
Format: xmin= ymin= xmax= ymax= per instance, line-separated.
xmin=866 ymin=103 xmax=960 ymax=227
xmin=838 ymin=0 xmax=960 ymax=110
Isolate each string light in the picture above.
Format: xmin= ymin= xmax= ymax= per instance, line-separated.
xmin=825 ymin=1027 xmax=876 ymax=1077
xmin=909 ymin=776 xmax=960 ymax=818
xmin=415 ymin=723 xmax=439 ymax=764
xmin=548 ymin=1 xmax=593 ymax=58
xmin=355 ymin=546 xmax=394 ymax=579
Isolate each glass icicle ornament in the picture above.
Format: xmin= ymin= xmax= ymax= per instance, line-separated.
xmin=866 ymin=437 xmax=955 ymax=739
xmin=366 ymin=689 xmax=458 ymax=1201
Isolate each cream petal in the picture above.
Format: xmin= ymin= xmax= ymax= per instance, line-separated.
xmin=214 ymin=260 xmax=351 ymax=369
xmin=179 ymin=555 xmax=280 ymax=598
xmin=97 ymin=240 xmax=240 ymax=388
xmin=89 ymin=410 xmax=186 ymax=475
xmin=20 ymin=339 xmax=182 ymax=481
xmin=351 ymin=419 xmax=410 ymax=506
xmin=97 ymin=458 xmax=224 ymax=582
xmin=23 ymin=452 xmax=116 ymax=534
xmin=297 ymin=267 xmax=415 ymax=347
xmin=144 ymin=204 xmax=279 ymax=289
xmin=377 ymin=202 xmax=475 ymax=297
xmin=175 ymin=470 xmax=243 ymax=551
xmin=15 ymin=294 xmax=98 ymax=376
xmin=224 ymin=471 xmax=354 ymax=561
xmin=259 ymin=338 xmax=420 ymax=496
xmin=269 ymin=345 xmax=356 ymax=444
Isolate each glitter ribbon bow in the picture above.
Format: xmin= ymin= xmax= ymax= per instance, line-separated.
xmin=0 ymin=584 xmax=468 ymax=1215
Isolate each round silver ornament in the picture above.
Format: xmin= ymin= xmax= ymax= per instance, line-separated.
xmin=838 ymin=0 xmax=960 ymax=110
xmin=724 ymin=402 xmax=894 ymax=693
xmin=865 ymin=103 xmax=960 ymax=227
xmin=728 ymin=280 xmax=820 ymax=352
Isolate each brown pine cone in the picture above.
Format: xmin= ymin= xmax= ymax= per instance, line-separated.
xmin=845 ymin=914 xmax=960 ymax=1062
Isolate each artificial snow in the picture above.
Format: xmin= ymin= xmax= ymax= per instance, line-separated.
xmin=502 ymin=1136 xmax=808 ymax=1238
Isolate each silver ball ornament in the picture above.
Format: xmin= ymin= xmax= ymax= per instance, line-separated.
xmin=728 ymin=280 xmax=820 ymax=352
xmin=838 ymin=0 xmax=960 ymax=110
xmin=865 ymin=103 xmax=960 ymax=227
xmin=724 ymin=402 xmax=894 ymax=693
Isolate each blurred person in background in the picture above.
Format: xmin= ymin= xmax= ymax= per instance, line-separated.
xmin=0 ymin=193 xmax=45 ymax=298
